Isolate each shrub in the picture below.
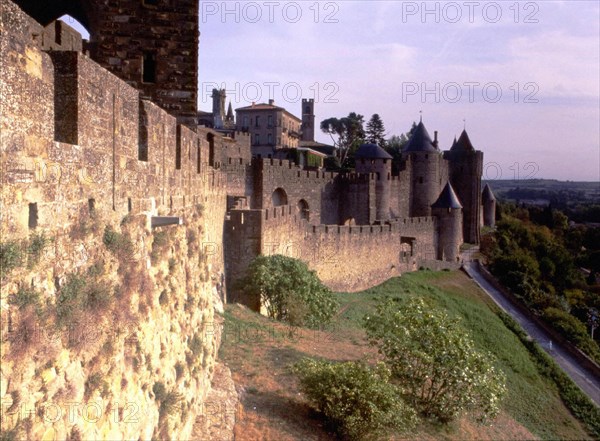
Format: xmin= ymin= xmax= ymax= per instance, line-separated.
xmin=9 ymin=286 xmax=41 ymax=311
xmin=26 ymin=232 xmax=48 ymax=268
xmin=0 ymin=240 xmax=24 ymax=279
xmin=240 ymin=255 xmax=338 ymax=328
xmin=542 ymin=307 xmax=600 ymax=362
xmin=364 ymin=298 xmax=506 ymax=424
xmin=56 ymin=267 xmax=112 ymax=328
xmin=103 ymin=225 xmax=135 ymax=262
xmin=293 ymin=359 xmax=416 ymax=440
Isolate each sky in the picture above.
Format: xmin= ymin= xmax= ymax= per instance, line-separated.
xmin=67 ymin=1 xmax=600 ymax=181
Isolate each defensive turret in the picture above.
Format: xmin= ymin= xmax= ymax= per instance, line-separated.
xmin=431 ymin=183 xmax=463 ymax=262
xmin=482 ymin=184 xmax=496 ymax=227
xmin=355 ymin=143 xmax=392 ymax=220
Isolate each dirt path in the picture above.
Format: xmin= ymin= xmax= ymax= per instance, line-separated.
xmin=463 ymin=261 xmax=600 ymax=407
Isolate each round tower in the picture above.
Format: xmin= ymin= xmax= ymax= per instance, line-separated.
xmin=355 ymin=143 xmax=392 ymax=221
xmin=444 ymin=129 xmax=484 ymax=244
xmin=482 ymin=184 xmax=496 ymax=227
xmin=403 ymin=121 xmax=442 ymax=217
xmin=431 ymin=183 xmax=463 ymax=262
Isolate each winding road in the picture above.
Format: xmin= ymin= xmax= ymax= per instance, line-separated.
xmin=463 ymin=261 xmax=600 ymax=407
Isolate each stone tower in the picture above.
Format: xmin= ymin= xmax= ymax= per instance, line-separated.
xmin=432 ymin=183 xmax=463 ymax=262
xmin=403 ymin=121 xmax=443 ymax=217
xmin=355 ymin=143 xmax=393 ymax=221
xmin=12 ymin=0 xmax=200 ymax=127
xmin=482 ymin=184 xmax=496 ymax=227
xmin=212 ymin=89 xmax=227 ymax=129
xmin=301 ymin=98 xmax=315 ymax=142
xmin=444 ymin=130 xmax=484 ymax=244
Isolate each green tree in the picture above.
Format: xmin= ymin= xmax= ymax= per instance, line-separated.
xmin=240 ymin=255 xmax=338 ymax=328
xmin=364 ymin=298 xmax=506 ymax=423
xmin=320 ymin=112 xmax=365 ymax=168
xmin=384 ymin=122 xmax=417 ymax=174
xmin=293 ymin=359 xmax=417 ymax=440
xmin=366 ymin=114 xmax=386 ymax=148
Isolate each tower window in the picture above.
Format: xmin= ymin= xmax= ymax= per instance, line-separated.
xmin=28 ymin=203 xmax=38 ymax=229
xmin=419 ymin=177 xmax=423 ymax=184
xmin=142 ymin=52 xmax=156 ymax=83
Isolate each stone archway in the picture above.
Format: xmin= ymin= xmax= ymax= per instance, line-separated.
xmin=297 ymin=199 xmax=309 ymax=221
xmin=13 ymin=0 xmax=93 ymax=30
xmin=271 ymin=188 xmax=288 ymax=207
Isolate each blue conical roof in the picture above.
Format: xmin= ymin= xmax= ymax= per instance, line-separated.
xmin=355 ymin=143 xmax=392 ymax=159
xmin=404 ymin=121 xmax=437 ymax=153
xmin=451 ymin=130 xmax=475 ymax=152
xmin=432 ymin=183 xmax=463 ymax=209
xmin=482 ymin=184 xmax=496 ymax=202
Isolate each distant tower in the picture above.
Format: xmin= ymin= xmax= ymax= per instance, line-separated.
xmin=403 ymin=121 xmax=443 ymax=217
xmin=355 ymin=143 xmax=393 ymax=220
xmin=212 ymin=89 xmax=227 ymax=129
xmin=12 ymin=0 xmax=201 ymax=126
xmin=444 ymin=130 xmax=484 ymax=244
xmin=301 ymin=98 xmax=315 ymax=142
xmin=482 ymin=184 xmax=496 ymax=227
xmin=225 ymin=102 xmax=235 ymax=128
xmin=432 ymin=183 xmax=463 ymax=262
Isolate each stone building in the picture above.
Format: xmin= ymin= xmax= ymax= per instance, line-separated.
xmin=235 ymin=100 xmax=302 ymax=156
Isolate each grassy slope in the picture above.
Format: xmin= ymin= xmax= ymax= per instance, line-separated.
xmin=219 ymin=270 xmax=591 ymax=441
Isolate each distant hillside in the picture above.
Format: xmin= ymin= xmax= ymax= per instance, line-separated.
xmin=485 ymin=179 xmax=600 ymax=206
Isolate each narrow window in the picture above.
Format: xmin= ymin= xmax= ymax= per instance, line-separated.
xmin=207 ymin=133 xmax=215 ymax=167
xmin=197 ymin=141 xmax=201 ymax=173
xmin=28 ymin=203 xmax=38 ymax=229
xmin=255 ymin=116 xmax=260 ymax=127
xmin=142 ymin=52 xmax=156 ymax=83
xmin=268 ymin=133 xmax=273 ymax=145
xmin=55 ymin=21 xmax=62 ymax=45
xmin=128 ymin=197 xmax=133 ymax=212
xmin=88 ymin=198 xmax=96 ymax=213
xmin=254 ymin=134 xmax=260 ymax=145
xmin=268 ymin=115 xmax=273 ymax=127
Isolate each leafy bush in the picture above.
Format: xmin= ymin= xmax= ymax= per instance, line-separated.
xmin=542 ymin=307 xmax=600 ymax=361
xmin=293 ymin=359 xmax=416 ymax=440
xmin=0 ymin=240 xmax=24 ymax=279
xmin=364 ymin=298 xmax=506 ymax=424
xmin=240 ymin=255 xmax=338 ymax=328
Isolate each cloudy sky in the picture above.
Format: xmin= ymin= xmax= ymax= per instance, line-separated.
xmin=68 ymin=1 xmax=600 ymax=181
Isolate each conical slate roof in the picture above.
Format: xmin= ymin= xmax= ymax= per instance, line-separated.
xmin=451 ymin=129 xmax=475 ymax=152
xmin=403 ymin=121 xmax=437 ymax=153
xmin=226 ymin=102 xmax=234 ymax=119
xmin=432 ymin=183 xmax=463 ymax=209
xmin=355 ymin=143 xmax=392 ymax=159
xmin=482 ymin=184 xmax=496 ymax=202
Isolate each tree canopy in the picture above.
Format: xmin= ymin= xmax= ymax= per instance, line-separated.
xmin=320 ymin=112 xmax=365 ymax=168
xmin=366 ymin=114 xmax=387 ymax=147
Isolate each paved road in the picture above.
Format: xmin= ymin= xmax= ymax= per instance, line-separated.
xmin=463 ymin=261 xmax=600 ymax=407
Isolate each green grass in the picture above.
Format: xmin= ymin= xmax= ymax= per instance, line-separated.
xmin=334 ymin=271 xmax=592 ymax=441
